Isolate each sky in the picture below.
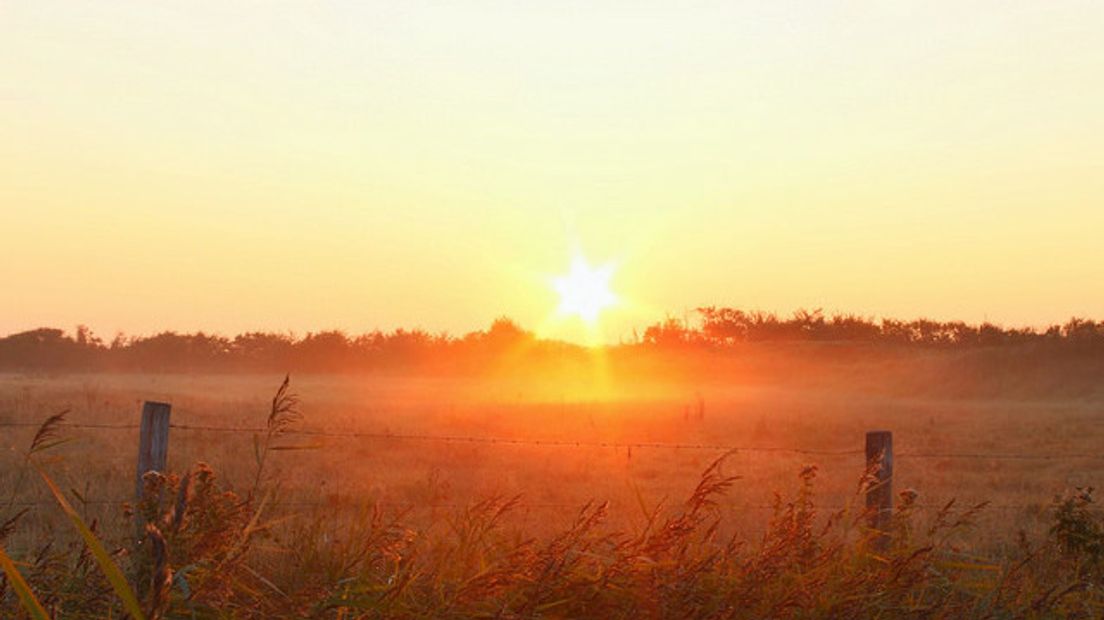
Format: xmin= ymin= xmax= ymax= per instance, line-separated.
xmin=2 ymin=1 xmax=1102 ymax=343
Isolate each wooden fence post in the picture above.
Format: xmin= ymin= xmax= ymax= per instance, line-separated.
xmin=865 ymin=430 xmax=893 ymax=548
xmin=136 ymin=401 xmax=171 ymax=505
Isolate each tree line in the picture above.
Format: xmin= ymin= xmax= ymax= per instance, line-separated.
xmin=642 ymin=307 xmax=1104 ymax=348
xmin=2 ymin=309 xmax=1103 ymax=373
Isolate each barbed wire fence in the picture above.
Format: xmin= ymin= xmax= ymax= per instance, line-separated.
xmin=0 ymin=408 xmax=1095 ymax=514
xmin=3 ymin=419 xmax=1101 ymax=460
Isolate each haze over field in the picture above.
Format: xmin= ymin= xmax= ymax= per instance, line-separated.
xmin=3 ymin=1 xmax=1104 ymax=343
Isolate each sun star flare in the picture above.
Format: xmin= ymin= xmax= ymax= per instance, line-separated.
xmin=553 ymin=256 xmax=618 ymax=324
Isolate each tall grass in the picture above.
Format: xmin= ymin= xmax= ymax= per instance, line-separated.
xmin=3 ymin=379 xmax=1104 ymax=618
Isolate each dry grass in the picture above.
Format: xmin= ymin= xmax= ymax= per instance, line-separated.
xmin=1 ymin=350 xmax=1103 ymax=617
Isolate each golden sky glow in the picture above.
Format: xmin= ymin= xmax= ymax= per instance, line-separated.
xmin=2 ymin=2 xmax=1103 ymax=343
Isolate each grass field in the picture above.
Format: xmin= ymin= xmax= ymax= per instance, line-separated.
xmin=3 ymin=348 xmax=1104 ymax=616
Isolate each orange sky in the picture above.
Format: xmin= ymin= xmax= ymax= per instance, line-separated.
xmin=2 ymin=2 xmax=1102 ymax=343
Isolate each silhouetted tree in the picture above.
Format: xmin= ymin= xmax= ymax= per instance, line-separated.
xmin=2 ymin=311 xmax=1104 ymax=374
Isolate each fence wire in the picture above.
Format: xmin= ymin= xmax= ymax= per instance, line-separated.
xmin=1 ymin=416 xmax=1078 ymax=515
xmin=1 ymin=498 xmax=1045 ymax=512
xmin=1 ymin=420 xmax=1100 ymax=461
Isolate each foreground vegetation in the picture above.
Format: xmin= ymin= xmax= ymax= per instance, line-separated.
xmin=3 ymin=380 xmax=1104 ymax=618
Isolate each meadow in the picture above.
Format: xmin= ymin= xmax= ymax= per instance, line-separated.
xmin=2 ymin=343 xmax=1104 ymax=617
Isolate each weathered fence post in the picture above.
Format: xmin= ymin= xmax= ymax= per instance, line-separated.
xmin=865 ymin=430 xmax=893 ymax=548
xmin=135 ymin=401 xmax=171 ymax=506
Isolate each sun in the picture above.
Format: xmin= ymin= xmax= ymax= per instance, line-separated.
xmin=553 ymin=255 xmax=618 ymax=324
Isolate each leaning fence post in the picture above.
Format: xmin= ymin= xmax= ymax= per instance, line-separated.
xmin=865 ymin=430 xmax=893 ymax=548
xmin=135 ymin=401 xmax=171 ymax=507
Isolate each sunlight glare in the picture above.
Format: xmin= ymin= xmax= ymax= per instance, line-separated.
xmin=553 ymin=255 xmax=618 ymax=324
